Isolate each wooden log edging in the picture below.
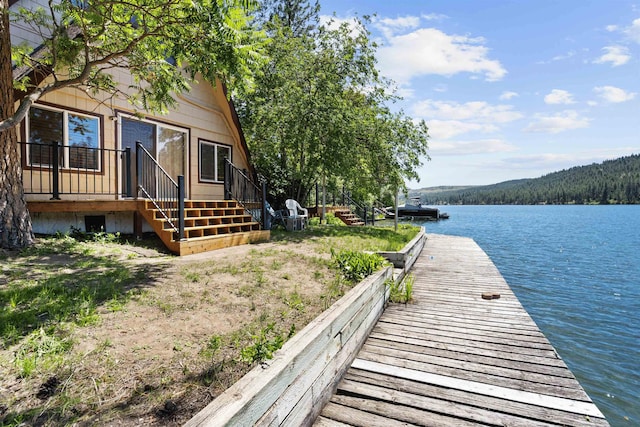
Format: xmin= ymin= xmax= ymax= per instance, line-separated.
xmin=377 ymin=226 xmax=426 ymax=275
xmin=184 ymin=266 xmax=394 ymax=427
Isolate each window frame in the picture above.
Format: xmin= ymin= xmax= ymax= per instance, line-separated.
xmin=199 ymin=139 xmax=232 ymax=184
xmin=25 ymin=104 xmax=103 ymax=172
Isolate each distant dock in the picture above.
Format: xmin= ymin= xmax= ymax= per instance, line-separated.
xmin=316 ymin=234 xmax=608 ymax=426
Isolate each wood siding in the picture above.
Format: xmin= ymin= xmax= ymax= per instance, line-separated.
xmin=15 ymin=76 xmax=249 ymax=203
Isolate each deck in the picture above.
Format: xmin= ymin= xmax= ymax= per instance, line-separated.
xmin=315 ymin=234 xmax=608 ymax=426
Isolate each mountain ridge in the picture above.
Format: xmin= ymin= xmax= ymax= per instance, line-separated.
xmin=409 ymin=154 xmax=640 ymax=205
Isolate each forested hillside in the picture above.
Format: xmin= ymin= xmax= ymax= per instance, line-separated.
xmin=412 ymin=154 xmax=640 ymax=205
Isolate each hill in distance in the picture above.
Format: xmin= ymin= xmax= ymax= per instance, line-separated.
xmin=408 ymin=154 xmax=640 ymax=205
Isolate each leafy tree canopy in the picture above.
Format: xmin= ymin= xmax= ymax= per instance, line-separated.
xmin=236 ymin=2 xmax=429 ymax=207
xmin=2 ymin=0 xmax=266 ymax=131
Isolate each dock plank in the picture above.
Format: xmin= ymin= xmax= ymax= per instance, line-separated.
xmin=315 ymin=234 xmax=608 ymax=426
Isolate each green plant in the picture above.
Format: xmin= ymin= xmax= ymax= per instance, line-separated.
xmin=325 ymin=213 xmax=346 ymax=226
xmin=330 ymin=249 xmax=387 ymax=283
xmin=239 ymin=323 xmax=282 ymax=364
xmin=239 ymin=323 xmax=294 ymax=364
xmin=183 ymin=270 xmax=201 ymax=283
xmin=284 ymin=290 xmax=305 ymax=312
xmin=91 ymin=231 xmax=121 ymax=244
xmin=387 ymin=274 xmax=415 ymax=304
xmin=14 ymin=328 xmax=72 ymax=377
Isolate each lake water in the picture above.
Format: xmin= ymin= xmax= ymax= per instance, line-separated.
xmin=415 ymin=205 xmax=639 ymax=426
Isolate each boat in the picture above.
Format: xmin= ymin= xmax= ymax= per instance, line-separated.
xmin=394 ymin=198 xmax=449 ymax=220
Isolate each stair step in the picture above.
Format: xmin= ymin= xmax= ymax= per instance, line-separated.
xmin=144 ymin=199 xmax=241 ymax=210
xmin=175 ymin=223 xmax=261 ymax=240
xmin=139 ymin=198 xmax=267 ymax=255
xmin=158 ymin=214 xmax=254 ymax=227
xmin=152 ymin=208 xmax=246 ymax=219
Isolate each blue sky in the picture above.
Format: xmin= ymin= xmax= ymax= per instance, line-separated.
xmin=319 ymin=0 xmax=640 ymax=187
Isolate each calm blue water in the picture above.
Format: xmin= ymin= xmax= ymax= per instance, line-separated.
xmin=420 ymin=205 xmax=639 ymax=426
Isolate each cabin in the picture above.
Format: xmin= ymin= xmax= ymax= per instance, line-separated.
xmin=9 ymin=0 xmax=269 ymax=255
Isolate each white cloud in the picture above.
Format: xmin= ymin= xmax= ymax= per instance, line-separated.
xmin=433 ymin=84 xmax=448 ymax=93
xmin=624 ymin=18 xmax=640 ymax=43
xmin=594 ymin=85 xmax=637 ymax=103
xmin=500 ymin=91 xmax=518 ymax=100
xmin=544 ymin=89 xmax=576 ymax=105
xmin=524 ymin=110 xmax=590 ymax=134
xmin=413 ymin=100 xmax=523 ymax=123
xmin=429 ymin=139 xmax=517 ymax=156
xmin=499 ymin=149 xmax=640 ymax=170
xmin=426 ymin=120 xmax=498 ymax=140
xmin=587 ymin=100 xmax=598 ymax=107
xmin=413 ymin=100 xmax=522 ymax=140
xmin=373 ymin=15 xmax=420 ymax=38
xmin=552 ymin=50 xmax=576 ymax=61
xmin=422 ymin=13 xmax=448 ymax=21
xmin=594 ymin=45 xmax=631 ymax=66
xmin=602 ymin=18 xmax=640 ymax=44
xmin=377 ymin=28 xmax=507 ymax=85
xmin=319 ymin=15 xmax=363 ymax=38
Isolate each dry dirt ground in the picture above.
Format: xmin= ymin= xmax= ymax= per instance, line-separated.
xmin=0 ymin=232 xmax=359 ymax=426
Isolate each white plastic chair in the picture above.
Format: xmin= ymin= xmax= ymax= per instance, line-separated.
xmin=285 ymin=199 xmax=308 ymax=230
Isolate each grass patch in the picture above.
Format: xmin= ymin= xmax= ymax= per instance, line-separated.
xmin=1 ymin=238 xmax=157 ymax=349
xmin=271 ymin=223 xmax=419 ymax=253
xmin=0 ymin=224 xmax=419 ymax=425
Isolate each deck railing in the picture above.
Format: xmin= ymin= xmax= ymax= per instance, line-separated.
xmin=136 ymin=142 xmax=185 ymax=240
xmin=18 ymin=141 xmax=131 ymax=198
xmin=224 ymin=159 xmax=266 ymax=228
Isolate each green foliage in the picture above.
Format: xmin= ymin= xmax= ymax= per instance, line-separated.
xmin=239 ymin=322 xmax=294 ymax=364
xmin=416 ymin=154 xmax=640 ymax=205
xmin=387 ymin=274 xmax=414 ymax=304
xmin=324 ymin=213 xmax=346 ymax=226
xmin=236 ymin=7 xmax=428 ymax=205
xmin=330 ymin=249 xmax=386 ymax=283
xmin=5 ymin=0 xmax=266 ymax=131
xmin=309 ymin=213 xmax=345 ymax=226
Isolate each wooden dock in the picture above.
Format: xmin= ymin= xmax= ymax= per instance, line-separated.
xmin=315 ymin=234 xmax=608 ymax=426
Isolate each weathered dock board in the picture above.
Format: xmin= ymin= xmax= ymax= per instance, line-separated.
xmin=315 ymin=234 xmax=608 ymax=426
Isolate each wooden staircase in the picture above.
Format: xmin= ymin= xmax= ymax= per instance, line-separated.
xmin=138 ymin=199 xmax=270 ymax=255
xmin=334 ymin=208 xmax=365 ymax=226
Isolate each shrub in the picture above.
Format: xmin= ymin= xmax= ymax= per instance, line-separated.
xmin=330 ymin=249 xmax=387 ymax=283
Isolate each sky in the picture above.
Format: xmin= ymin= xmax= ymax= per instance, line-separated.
xmin=319 ymin=0 xmax=640 ymax=188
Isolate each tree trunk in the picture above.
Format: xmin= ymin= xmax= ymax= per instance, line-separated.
xmin=1 ymin=0 xmax=34 ymax=250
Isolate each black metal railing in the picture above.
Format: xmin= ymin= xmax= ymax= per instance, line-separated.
xmin=19 ymin=141 xmax=131 ymax=199
xmin=341 ymin=190 xmax=369 ymax=225
xmin=224 ymin=159 xmax=266 ymax=228
xmin=136 ymin=142 xmax=185 ymax=240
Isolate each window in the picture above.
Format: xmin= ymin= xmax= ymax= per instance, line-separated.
xmin=199 ymin=140 xmax=231 ymax=183
xmin=27 ymin=105 xmax=101 ymax=170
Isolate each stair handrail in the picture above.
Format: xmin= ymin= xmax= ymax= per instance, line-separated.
xmin=136 ymin=142 xmax=185 ymax=240
xmin=373 ymin=200 xmax=392 ymax=217
xmin=224 ymin=159 xmax=266 ymax=227
xmin=341 ymin=190 xmax=368 ymax=225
